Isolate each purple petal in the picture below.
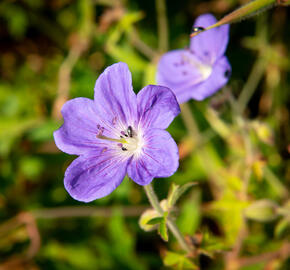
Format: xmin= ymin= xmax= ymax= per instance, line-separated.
xmin=190 ymin=14 xmax=229 ymax=64
xmin=54 ymin=98 xmax=105 ymax=155
xmin=64 ymin=149 xmax=129 ymax=202
xmin=157 ymin=49 xmax=204 ymax=88
xmin=137 ymin=85 xmax=180 ymax=130
xmin=156 ymin=49 xmax=208 ymax=104
xmin=94 ymin=62 xmax=137 ymax=128
xmin=189 ymin=56 xmax=231 ymax=101
xmin=127 ymin=129 xmax=179 ymax=185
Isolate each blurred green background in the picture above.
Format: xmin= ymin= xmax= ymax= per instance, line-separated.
xmin=0 ymin=0 xmax=289 ymax=269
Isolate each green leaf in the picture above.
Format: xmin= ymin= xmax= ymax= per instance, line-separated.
xmin=163 ymin=251 xmax=198 ymax=269
xmin=274 ymin=217 xmax=290 ymax=238
xmin=158 ymin=212 xmax=168 ymax=242
xmin=106 ymin=44 xmax=147 ymax=72
xmin=168 ymin=182 xmax=197 ymax=208
xmin=244 ymin=199 xmax=279 ymax=222
xmin=143 ymin=61 xmax=157 ymax=86
xmin=147 ymin=217 xmax=163 ymax=225
xmin=177 ymin=190 xmax=201 ymax=235
xmin=0 ymin=117 xmax=40 ymax=139
xmin=199 ymin=230 xmax=229 ymax=257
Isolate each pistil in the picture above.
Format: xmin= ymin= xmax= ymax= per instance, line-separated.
xmin=96 ymin=135 xmax=127 ymax=144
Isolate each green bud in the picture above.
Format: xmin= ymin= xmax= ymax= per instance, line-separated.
xmin=139 ymin=209 xmax=159 ymax=231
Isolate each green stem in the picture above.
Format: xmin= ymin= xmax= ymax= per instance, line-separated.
xmin=180 ymin=103 xmax=201 ymax=141
xmin=237 ymin=59 xmax=266 ymax=114
xmin=191 ymin=0 xmax=276 ymax=37
xmin=143 ymin=184 xmax=191 ymax=253
xmin=155 ymin=0 xmax=168 ymax=52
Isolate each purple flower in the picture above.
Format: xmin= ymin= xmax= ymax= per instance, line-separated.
xmin=156 ymin=13 xmax=231 ymax=103
xmin=53 ymin=62 xmax=180 ymax=202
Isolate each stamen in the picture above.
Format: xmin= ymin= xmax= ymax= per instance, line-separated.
xmin=120 ymin=131 xmax=128 ymax=137
xmin=97 ymin=125 xmax=142 ymax=155
xmin=127 ymin=126 xmax=133 ymax=137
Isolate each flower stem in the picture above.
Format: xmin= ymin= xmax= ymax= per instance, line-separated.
xmin=180 ymin=103 xmax=201 ymax=141
xmin=143 ymin=183 xmax=191 ymax=253
xmin=237 ymin=58 xmax=265 ymax=114
xmin=155 ymin=0 xmax=168 ymax=52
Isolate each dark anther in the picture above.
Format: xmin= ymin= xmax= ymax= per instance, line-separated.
xmin=127 ymin=126 xmax=133 ymax=137
xmin=224 ymin=69 xmax=231 ymax=78
xmin=121 ymin=146 xmax=128 ymax=151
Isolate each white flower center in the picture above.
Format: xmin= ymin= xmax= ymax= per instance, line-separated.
xmin=120 ymin=126 xmax=144 ymax=157
xmin=198 ymin=63 xmax=212 ymax=80
xmin=96 ymin=125 xmax=144 ymax=157
xmin=181 ymin=52 xmax=212 ymax=82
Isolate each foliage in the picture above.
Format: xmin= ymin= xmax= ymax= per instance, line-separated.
xmin=0 ymin=0 xmax=289 ymax=269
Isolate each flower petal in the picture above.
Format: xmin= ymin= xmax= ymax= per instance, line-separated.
xmin=54 ymin=98 xmax=105 ymax=155
xmin=64 ymin=150 xmax=129 ymax=202
xmin=94 ymin=62 xmax=137 ymax=128
xmin=137 ymin=85 xmax=180 ymax=130
xmin=190 ymin=14 xmax=229 ymax=64
xmin=127 ymin=129 xmax=179 ymax=185
xmin=189 ymin=56 xmax=231 ymax=101
xmin=157 ymin=49 xmax=204 ymax=88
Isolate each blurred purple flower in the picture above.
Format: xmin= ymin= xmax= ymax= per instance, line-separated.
xmin=157 ymin=13 xmax=231 ymax=103
xmin=54 ymin=62 xmax=180 ymax=202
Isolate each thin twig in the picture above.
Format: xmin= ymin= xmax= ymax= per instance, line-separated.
xmin=130 ymin=28 xmax=159 ymax=60
xmin=52 ymin=39 xmax=88 ymax=119
xmin=18 ymin=213 xmax=41 ymax=259
xmin=31 ymin=205 xmax=148 ymax=219
xmin=237 ymin=242 xmax=290 ymax=267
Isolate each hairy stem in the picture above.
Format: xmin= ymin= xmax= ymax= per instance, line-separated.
xmin=144 ymin=183 xmax=191 ymax=253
